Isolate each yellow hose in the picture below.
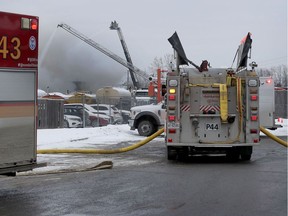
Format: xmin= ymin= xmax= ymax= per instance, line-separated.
xmin=260 ymin=126 xmax=288 ymax=147
xmin=37 ymin=125 xmax=286 ymax=155
xmin=37 ymin=128 xmax=164 ymax=154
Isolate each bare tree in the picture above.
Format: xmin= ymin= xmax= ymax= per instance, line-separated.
xmin=149 ymin=54 xmax=175 ymax=76
xmin=257 ymin=64 xmax=287 ymax=87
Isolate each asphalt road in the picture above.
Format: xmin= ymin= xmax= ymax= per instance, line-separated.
xmin=0 ymin=136 xmax=287 ymax=216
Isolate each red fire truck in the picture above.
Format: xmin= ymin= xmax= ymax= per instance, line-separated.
xmin=0 ymin=11 xmax=43 ymax=175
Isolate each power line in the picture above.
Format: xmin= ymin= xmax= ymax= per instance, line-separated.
xmin=256 ymin=56 xmax=287 ymax=67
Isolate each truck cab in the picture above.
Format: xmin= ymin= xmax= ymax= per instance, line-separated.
xmin=128 ymin=102 xmax=166 ymax=136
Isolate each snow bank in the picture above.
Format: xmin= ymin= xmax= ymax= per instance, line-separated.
xmin=37 ymin=124 xmax=163 ymax=150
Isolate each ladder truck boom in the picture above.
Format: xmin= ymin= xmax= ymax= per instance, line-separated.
xmin=110 ymin=21 xmax=139 ymax=89
xmin=57 ymin=23 xmax=144 ymax=88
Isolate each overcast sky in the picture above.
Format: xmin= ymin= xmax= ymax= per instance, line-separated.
xmin=1 ymin=0 xmax=287 ymax=92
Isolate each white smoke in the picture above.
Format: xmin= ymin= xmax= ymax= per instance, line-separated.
xmin=38 ymin=26 xmax=129 ymax=93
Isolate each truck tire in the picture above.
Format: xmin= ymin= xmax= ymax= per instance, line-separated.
xmin=4 ymin=172 xmax=16 ymax=176
xmin=240 ymin=146 xmax=253 ymax=161
xmin=137 ymin=120 xmax=156 ymax=136
xmin=167 ymin=147 xmax=177 ymax=160
xmin=241 ymin=153 xmax=252 ymax=161
xmin=226 ymin=148 xmax=240 ymax=162
xmin=178 ymin=147 xmax=189 ymax=161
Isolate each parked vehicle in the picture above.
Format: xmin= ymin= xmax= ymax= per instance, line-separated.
xmin=90 ymin=104 xmax=123 ymax=124
xmin=132 ymin=89 xmax=157 ymax=106
xmin=119 ymin=109 xmax=130 ymax=124
xmin=128 ymin=102 xmax=166 ymax=136
xmin=63 ymin=114 xmax=82 ymax=128
xmin=64 ymin=105 xmax=109 ymax=127
xmin=64 ymin=103 xmax=112 ymax=123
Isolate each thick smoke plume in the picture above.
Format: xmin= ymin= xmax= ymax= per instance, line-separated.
xmin=38 ymin=28 xmax=128 ymax=93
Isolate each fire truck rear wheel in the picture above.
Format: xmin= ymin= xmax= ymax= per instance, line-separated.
xmin=137 ymin=120 xmax=156 ymax=136
xmin=178 ymin=147 xmax=189 ymax=161
xmin=167 ymin=147 xmax=177 ymax=160
xmin=4 ymin=172 xmax=16 ymax=176
xmin=241 ymin=154 xmax=252 ymax=161
xmin=240 ymin=146 xmax=253 ymax=161
xmin=226 ymin=148 xmax=240 ymax=161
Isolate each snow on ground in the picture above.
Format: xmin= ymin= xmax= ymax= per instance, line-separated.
xmin=22 ymin=125 xmax=163 ymax=175
xmin=260 ymin=118 xmax=288 ymax=136
xmin=37 ymin=124 xmax=152 ymax=150
xmin=21 ymin=120 xmax=287 ymax=175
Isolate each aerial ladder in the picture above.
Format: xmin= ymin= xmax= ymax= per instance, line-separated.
xmin=57 ymin=23 xmax=145 ymax=89
xmin=110 ymin=21 xmax=140 ymax=89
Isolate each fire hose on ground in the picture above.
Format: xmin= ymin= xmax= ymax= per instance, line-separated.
xmin=260 ymin=126 xmax=288 ymax=148
xmin=37 ymin=128 xmax=164 ymax=154
xmin=37 ymin=125 xmax=287 ymax=155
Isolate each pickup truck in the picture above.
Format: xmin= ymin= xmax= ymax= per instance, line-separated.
xmin=128 ymin=103 xmax=166 ymax=136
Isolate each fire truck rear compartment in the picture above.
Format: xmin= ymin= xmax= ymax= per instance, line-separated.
xmin=180 ymin=85 xmax=240 ymax=144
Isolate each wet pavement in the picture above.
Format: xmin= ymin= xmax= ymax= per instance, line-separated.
xmin=0 ymin=136 xmax=287 ymax=216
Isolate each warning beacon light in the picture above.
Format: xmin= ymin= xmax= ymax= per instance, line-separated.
xmin=30 ymin=19 xmax=38 ymax=30
xmin=169 ymin=88 xmax=176 ymax=94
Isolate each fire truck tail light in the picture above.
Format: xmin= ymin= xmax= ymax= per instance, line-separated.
xmin=251 ymin=115 xmax=258 ymax=121
xmin=251 ymin=95 xmax=257 ymax=101
xmin=169 ymin=88 xmax=176 ymax=94
xmin=250 ymin=89 xmax=258 ymax=94
xmin=169 ymin=95 xmax=175 ymax=100
xmin=253 ymin=139 xmax=259 ymax=143
xmin=169 ymin=128 xmax=176 ymax=134
xmin=168 ymin=138 xmax=173 ymax=142
xmin=168 ymin=115 xmax=175 ymax=121
xmin=31 ymin=19 xmax=38 ymax=30
xmin=168 ymin=105 xmax=176 ymax=110
xmin=250 ymin=129 xmax=258 ymax=134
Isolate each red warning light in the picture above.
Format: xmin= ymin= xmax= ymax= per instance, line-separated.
xmin=266 ymin=79 xmax=272 ymax=84
xmin=169 ymin=128 xmax=176 ymax=134
xmin=251 ymin=95 xmax=258 ymax=101
xmin=168 ymin=115 xmax=175 ymax=121
xmin=31 ymin=19 xmax=38 ymax=30
xmin=169 ymin=95 xmax=175 ymax=100
xmin=251 ymin=116 xmax=258 ymax=121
